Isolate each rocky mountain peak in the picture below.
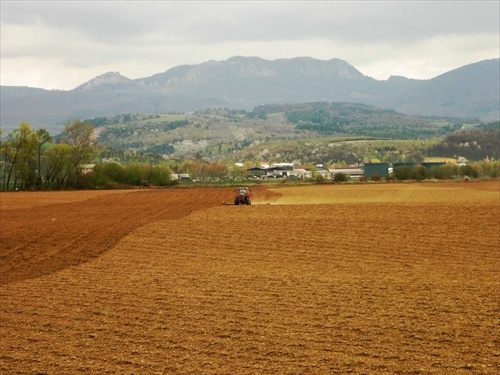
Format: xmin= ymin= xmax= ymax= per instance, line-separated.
xmin=76 ymin=71 xmax=132 ymax=91
xmin=1 ymin=57 xmax=497 ymax=131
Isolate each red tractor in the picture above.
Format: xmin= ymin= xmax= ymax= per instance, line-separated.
xmin=234 ymin=187 xmax=251 ymax=205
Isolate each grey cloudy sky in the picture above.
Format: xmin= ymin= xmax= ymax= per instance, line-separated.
xmin=1 ymin=1 xmax=498 ymax=90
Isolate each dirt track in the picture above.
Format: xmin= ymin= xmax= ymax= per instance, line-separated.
xmin=1 ymin=182 xmax=499 ymax=374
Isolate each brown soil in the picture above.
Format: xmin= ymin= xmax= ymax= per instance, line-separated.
xmin=1 ymin=182 xmax=499 ymax=374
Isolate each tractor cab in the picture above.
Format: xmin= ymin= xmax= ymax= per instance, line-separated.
xmin=234 ymin=187 xmax=251 ymax=205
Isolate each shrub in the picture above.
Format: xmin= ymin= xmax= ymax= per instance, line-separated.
xmin=430 ymin=163 xmax=458 ymax=180
xmin=90 ymin=162 xmax=127 ymax=187
xmin=412 ymin=166 xmax=429 ymax=181
xmin=314 ymin=174 xmax=325 ymax=184
xmin=479 ymin=161 xmax=500 ymax=178
xmin=124 ymin=164 xmax=144 ymax=186
xmin=394 ymin=166 xmax=412 ymax=180
xmin=88 ymin=162 xmax=176 ymax=188
xmin=147 ymin=165 xmax=175 ymax=186
xmin=333 ymin=172 xmax=348 ymax=182
xmin=460 ymin=164 xmax=480 ymax=178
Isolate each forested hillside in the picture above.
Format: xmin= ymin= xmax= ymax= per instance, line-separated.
xmin=1 ymin=116 xmax=498 ymax=191
xmin=427 ymin=123 xmax=499 ymax=160
xmin=83 ymin=102 xmax=477 ymax=161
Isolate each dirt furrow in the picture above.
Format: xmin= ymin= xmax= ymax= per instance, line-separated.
xmin=0 ymin=183 xmax=498 ymax=374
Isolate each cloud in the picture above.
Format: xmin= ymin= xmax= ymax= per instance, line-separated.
xmin=1 ymin=1 xmax=498 ymax=89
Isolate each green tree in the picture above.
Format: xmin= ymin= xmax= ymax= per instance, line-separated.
xmin=2 ymin=123 xmax=38 ymax=190
xmin=63 ymin=119 xmax=100 ymax=188
xmin=41 ymin=144 xmax=73 ymax=189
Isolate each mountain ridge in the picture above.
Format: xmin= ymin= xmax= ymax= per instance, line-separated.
xmin=1 ymin=56 xmax=498 ymax=133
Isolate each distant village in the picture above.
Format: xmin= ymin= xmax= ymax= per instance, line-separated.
xmin=173 ymin=161 xmax=447 ymax=181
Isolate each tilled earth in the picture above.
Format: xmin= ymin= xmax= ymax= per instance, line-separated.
xmin=1 ymin=182 xmax=499 ymax=374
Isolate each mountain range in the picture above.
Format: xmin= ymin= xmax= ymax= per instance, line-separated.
xmin=1 ymin=56 xmax=498 ymax=133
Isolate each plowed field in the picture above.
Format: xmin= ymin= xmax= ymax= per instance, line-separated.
xmin=1 ymin=182 xmax=499 ymax=374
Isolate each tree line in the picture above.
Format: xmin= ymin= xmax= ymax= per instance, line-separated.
xmin=0 ymin=120 xmax=231 ymax=191
xmin=2 ymin=118 xmax=498 ymax=191
xmin=0 ymin=120 xmax=176 ymax=190
xmin=390 ymin=162 xmax=499 ymax=181
xmin=1 ymin=120 xmax=101 ymax=190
